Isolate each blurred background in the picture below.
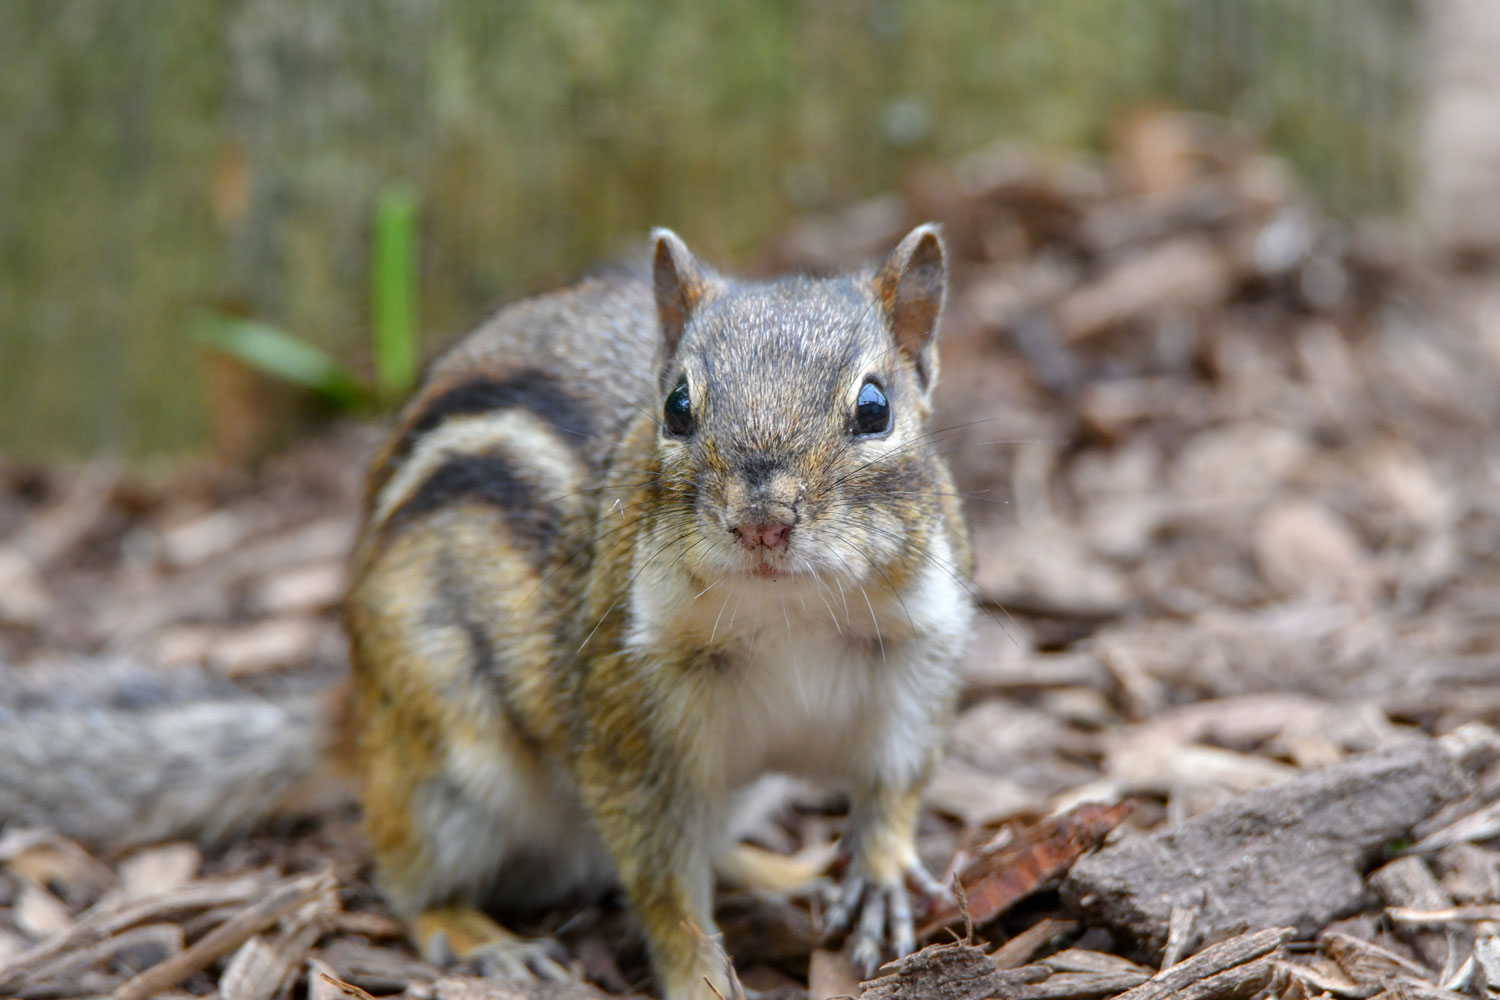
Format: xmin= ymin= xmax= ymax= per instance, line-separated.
xmin=3 ymin=0 xmax=1468 ymax=461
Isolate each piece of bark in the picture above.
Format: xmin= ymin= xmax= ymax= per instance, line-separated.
xmin=219 ymin=891 xmax=338 ymax=1000
xmin=1006 ymin=970 xmax=1148 ymax=999
xmin=18 ymin=923 xmax=183 ymax=997
xmin=116 ymin=844 xmax=202 ymax=901
xmin=0 ymin=828 xmax=119 ymax=908
xmin=1389 ymin=904 xmax=1500 ymax=923
xmin=1322 ymin=930 xmax=1434 ymax=989
xmin=1113 ymin=928 xmax=1288 ymax=1000
xmin=1369 ymin=856 xmax=1455 ymax=968
xmin=0 ymin=873 xmax=273 ymax=993
xmin=1154 ymin=957 xmax=1281 ymax=1000
xmin=1277 ymin=956 xmax=1362 ymax=997
xmin=1253 ymin=499 xmax=1374 ymax=604
xmin=110 ymin=870 xmax=335 ymax=1000
xmin=1041 ymin=949 xmax=1152 ymax=977
xmin=1475 ymin=935 xmax=1500 ymax=991
xmin=1411 ymin=799 xmax=1500 ymax=854
xmin=1159 ymin=897 xmax=1201 ymax=970
xmin=920 ymin=802 xmax=1132 ymax=939
xmin=925 ymin=761 xmax=1044 ymax=828
xmin=0 ymin=548 xmax=51 ymax=626
xmin=861 ymin=942 xmax=1046 ymax=1000
xmin=1060 ymin=740 xmax=1473 ymax=951
xmin=328 ymin=909 xmax=407 ymax=940
xmin=1432 ymin=843 xmax=1500 ymax=903
xmin=14 ymin=882 xmax=73 ymax=940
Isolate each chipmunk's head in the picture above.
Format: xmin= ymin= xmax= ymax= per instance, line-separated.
xmin=647 ymin=224 xmax=950 ymax=587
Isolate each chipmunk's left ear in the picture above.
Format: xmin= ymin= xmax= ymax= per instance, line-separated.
xmin=874 ymin=223 xmax=947 ymax=396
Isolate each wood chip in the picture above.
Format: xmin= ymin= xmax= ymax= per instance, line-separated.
xmin=925 ymin=760 xmax=1044 ymax=828
xmin=21 ymin=923 xmax=184 ymax=995
xmin=1114 ymin=927 xmax=1289 ymax=1000
xmin=0 ymin=872 xmax=275 ymax=993
xmin=1277 ymin=955 xmax=1363 ymax=996
xmin=14 ymin=882 xmax=74 ymax=940
xmin=1370 ymin=856 xmax=1455 ymax=967
xmin=1475 ymin=935 xmax=1500 ymax=991
xmin=0 ymin=548 xmax=52 ymax=625
xmin=0 ymin=828 xmax=118 ymax=907
xmin=1159 ymin=896 xmax=1202 ymax=970
xmin=208 ymin=617 xmax=326 ymax=676
xmin=117 ymin=844 xmax=202 ymax=900
xmin=219 ymin=891 xmax=337 ymax=1000
xmin=1410 ymin=799 xmax=1500 ymax=854
xmin=250 ymin=562 xmax=346 ymax=615
xmin=1062 ymin=739 xmax=1472 ymax=949
xmin=1254 ymin=499 xmax=1375 ymax=604
xmin=862 ymin=942 xmax=1048 ymax=1000
xmin=1389 ymin=904 xmax=1500 ymax=923
xmin=108 ymin=870 xmax=335 ymax=1000
xmin=328 ymin=909 xmax=407 ymax=940
xmin=1042 ymin=948 xmax=1152 ymax=977
xmin=1322 ymin=930 xmax=1435 ymax=989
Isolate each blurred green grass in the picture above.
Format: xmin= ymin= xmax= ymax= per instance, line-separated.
xmin=0 ymin=0 xmax=1417 ymax=459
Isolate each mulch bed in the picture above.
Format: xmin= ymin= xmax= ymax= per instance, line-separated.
xmin=2 ymin=111 xmax=1498 ymax=999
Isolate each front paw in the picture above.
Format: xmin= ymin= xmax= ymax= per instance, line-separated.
xmin=821 ymin=862 xmax=948 ymax=977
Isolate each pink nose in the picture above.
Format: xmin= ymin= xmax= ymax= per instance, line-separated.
xmin=736 ymin=520 xmax=792 ymax=551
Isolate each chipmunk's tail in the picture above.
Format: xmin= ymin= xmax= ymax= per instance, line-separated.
xmin=0 ymin=658 xmax=347 ymax=848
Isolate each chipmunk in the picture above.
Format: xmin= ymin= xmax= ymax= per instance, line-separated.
xmin=0 ymin=225 xmax=973 ymax=1000
xmin=343 ymin=224 xmax=973 ymax=998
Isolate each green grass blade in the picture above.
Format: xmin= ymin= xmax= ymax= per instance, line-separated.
xmin=198 ymin=316 xmax=367 ymax=410
xmin=372 ymin=184 xmax=420 ymax=404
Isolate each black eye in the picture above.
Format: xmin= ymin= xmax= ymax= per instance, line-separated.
xmin=853 ymin=380 xmax=891 ymax=436
xmin=664 ymin=379 xmax=693 ymax=436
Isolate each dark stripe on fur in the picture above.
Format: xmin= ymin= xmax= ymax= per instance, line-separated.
xmin=432 ymin=554 xmax=549 ymax=749
xmin=403 ymin=371 xmax=592 ymax=460
xmin=387 ymin=453 xmax=562 ymax=553
xmin=435 ymin=565 xmax=544 ymax=752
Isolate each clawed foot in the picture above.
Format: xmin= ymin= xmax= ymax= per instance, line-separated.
xmin=466 ymin=934 xmax=571 ymax=982
xmin=820 ymin=861 xmax=949 ymax=978
xmin=414 ymin=905 xmax=572 ymax=982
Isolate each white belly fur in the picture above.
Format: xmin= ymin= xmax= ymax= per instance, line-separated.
xmin=633 ymin=545 xmax=973 ymax=802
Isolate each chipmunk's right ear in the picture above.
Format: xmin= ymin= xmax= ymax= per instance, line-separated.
xmin=651 ymin=228 xmax=714 ymax=355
